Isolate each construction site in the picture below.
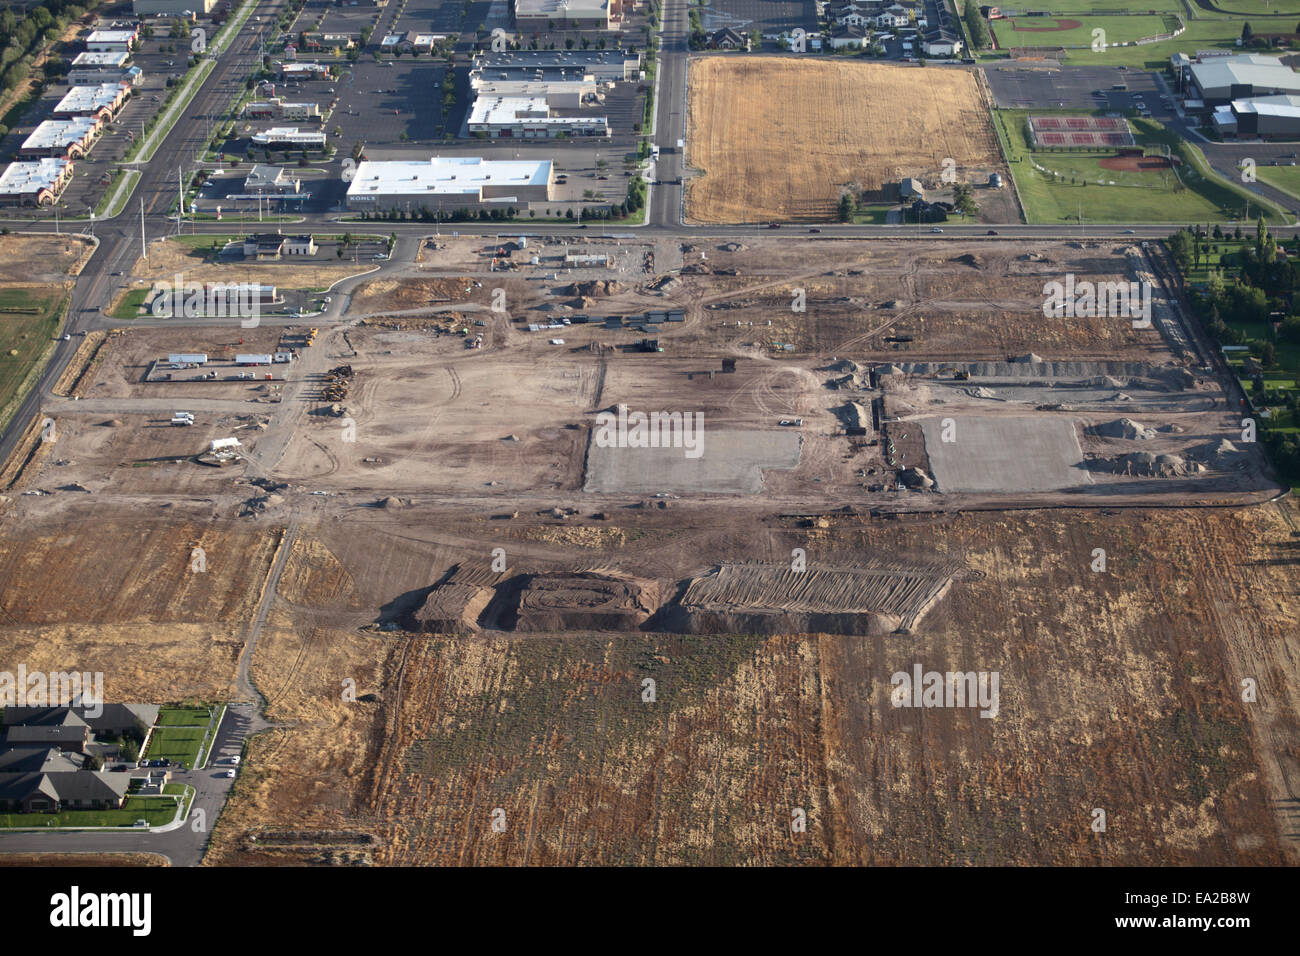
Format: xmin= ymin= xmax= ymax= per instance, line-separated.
xmin=0 ymin=233 xmax=1296 ymax=868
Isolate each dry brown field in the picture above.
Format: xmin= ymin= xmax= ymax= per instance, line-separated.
xmin=197 ymin=502 xmax=1300 ymax=866
xmin=686 ymin=58 xmax=1003 ymax=223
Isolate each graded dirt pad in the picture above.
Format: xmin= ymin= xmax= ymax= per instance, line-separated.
xmin=583 ymin=428 xmax=801 ymax=494
xmin=920 ymin=415 xmax=1091 ymax=493
xmin=686 ymin=58 xmax=1002 ymax=223
xmin=194 ymin=503 xmax=1300 ymax=866
xmin=348 ymin=276 xmax=477 ymax=316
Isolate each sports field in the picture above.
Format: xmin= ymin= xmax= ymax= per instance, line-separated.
xmin=996 ymin=111 xmax=1286 ymax=223
xmin=991 ymin=14 xmax=1176 ymax=49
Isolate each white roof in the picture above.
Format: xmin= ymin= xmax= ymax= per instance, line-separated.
xmin=251 ymin=127 xmax=325 ymax=143
xmin=0 ymin=158 xmax=69 ymax=195
xmin=282 ymin=61 xmax=328 ymax=71
xmin=514 ymin=0 xmax=608 ymax=16
xmin=86 ymin=30 xmax=136 ymax=42
xmin=347 ymin=156 xmax=553 ymax=199
xmin=1213 ymin=105 xmax=1237 ymax=127
xmin=54 ymin=84 xmax=125 ymax=114
xmin=1190 ymin=55 xmax=1300 ymax=94
xmin=22 ymin=117 xmax=98 ymax=150
xmin=72 ymin=50 xmax=129 ymax=66
xmin=1231 ymin=93 xmax=1300 ymax=119
xmin=468 ymin=95 xmax=606 ymax=128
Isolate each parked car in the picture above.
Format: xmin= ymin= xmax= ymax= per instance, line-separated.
xmin=223 ymin=769 xmax=236 ymax=778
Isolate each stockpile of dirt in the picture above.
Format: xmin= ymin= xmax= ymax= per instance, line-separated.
xmin=476 ymin=571 xmax=659 ymax=632
xmin=660 ymin=561 xmax=958 ymax=635
xmin=409 ymin=583 xmax=492 ymax=634
xmin=1093 ymin=452 xmax=1202 ymax=477
xmin=563 ymin=280 xmax=622 ymax=298
xmin=1090 ymin=418 xmax=1155 ymax=440
xmin=834 ymin=402 xmax=870 ymax=427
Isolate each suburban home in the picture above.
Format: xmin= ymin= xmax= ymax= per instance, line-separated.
xmin=828 ymin=24 xmax=870 ymax=49
xmin=923 ymin=27 xmax=963 ymax=56
xmin=3 ymin=724 xmax=91 ymax=753
xmin=0 ymin=746 xmax=82 ymax=773
xmin=875 ymin=5 xmax=910 ymax=28
xmin=831 ymin=9 xmax=871 ymax=27
xmin=2 ymin=704 xmax=158 ymax=738
xmin=900 ymin=177 xmax=925 ymax=201
xmin=708 ymin=28 xmax=749 ymax=50
xmin=0 ymin=771 xmax=131 ymax=813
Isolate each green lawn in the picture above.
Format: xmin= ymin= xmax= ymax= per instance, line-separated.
xmin=1211 ymin=0 xmax=1300 ymax=14
xmin=991 ymin=14 xmax=1175 ymax=49
xmin=156 ymin=705 xmax=213 ymax=727
xmin=0 ymin=289 xmax=63 ymax=430
xmin=0 ymin=796 xmax=179 ymax=829
xmin=996 ymin=110 xmax=1286 ymax=223
xmin=982 ymin=18 xmax=1248 ymax=68
xmin=143 ymin=726 xmax=206 ymax=765
xmin=110 ymin=287 xmax=150 ymax=320
xmin=1255 ymin=165 xmax=1300 ymax=200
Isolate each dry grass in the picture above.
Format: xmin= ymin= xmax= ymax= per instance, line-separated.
xmin=686 ymin=57 xmax=1001 ymax=223
xmin=132 ymin=239 xmax=372 ymax=291
xmin=0 ymin=235 xmax=92 ymax=283
xmin=200 ymin=504 xmax=1300 ymax=865
xmin=349 ymin=277 xmax=476 ymax=315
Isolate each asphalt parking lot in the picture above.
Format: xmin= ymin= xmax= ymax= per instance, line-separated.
xmin=703 ymin=0 xmax=817 ymax=35
xmin=984 ymin=63 xmax=1162 ymax=111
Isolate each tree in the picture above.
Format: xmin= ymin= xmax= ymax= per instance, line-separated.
xmin=953 ymin=182 xmax=978 ymax=218
xmin=1242 ymin=22 xmax=1253 ymax=44
xmin=85 ymin=753 xmax=103 ymax=771
xmin=838 ymin=192 xmax=854 ymax=222
xmin=1262 ymin=341 xmax=1277 ymax=367
xmin=121 ymin=739 xmax=139 ymax=762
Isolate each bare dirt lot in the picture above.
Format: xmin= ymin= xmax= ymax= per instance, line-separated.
xmin=686 ymin=58 xmax=1007 ymax=223
xmin=0 ymin=234 xmax=93 ymax=284
xmin=130 ymin=238 xmax=375 ymax=291
xmin=194 ymin=501 xmax=1300 ymax=866
xmin=3 ymin=235 xmax=1295 ymax=868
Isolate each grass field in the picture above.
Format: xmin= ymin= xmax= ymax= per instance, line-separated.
xmin=686 ymin=57 xmax=1002 ymax=223
xmin=156 ymin=705 xmax=214 ymax=727
xmin=110 ymin=287 xmax=149 ymax=320
xmin=996 ymin=110 xmax=1284 ymax=222
xmin=0 ymin=288 xmax=63 ymax=427
xmin=143 ymin=726 xmax=206 ymax=765
xmin=1255 ymin=164 xmax=1300 ymax=200
xmin=991 ymin=14 xmax=1175 ymax=49
xmin=983 ymin=17 xmax=1248 ymax=68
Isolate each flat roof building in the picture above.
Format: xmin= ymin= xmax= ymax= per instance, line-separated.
xmin=345 ymin=156 xmax=554 ymax=212
xmin=19 ymin=117 xmax=100 ymax=160
xmin=244 ymin=164 xmax=302 ymax=194
xmin=132 ymin=0 xmax=216 ymax=13
xmin=468 ymin=95 xmax=609 ymax=138
xmin=53 ymin=84 xmax=130 ymax=120
xmin=71 ymin=50 xmax=130 ymax=69
xmin=1219 ymin=93 xmax=1300 ymax=139
xmin=85 ymin=29 xmax=137 ymax=52
xmin=0 ymin=158 xmax=73 ymax=206
xmin=513 ymin=0 xmax=613 ymax=31
xmin=472 ymin=49 xmax=640 ymax=82
xmin=251 ymin=127 xmax=327 ymax=149
xmin=1189 ymin=54 xmax=1300 ymax=105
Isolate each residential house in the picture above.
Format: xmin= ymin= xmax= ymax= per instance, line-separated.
xmin=828 ymin=24 xmax=870 ymax=48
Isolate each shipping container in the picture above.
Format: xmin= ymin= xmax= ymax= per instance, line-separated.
xmin=236 ymin=353 xmax=274 ymax=365
xmin=167 ymin=353 xmax=208 ymax=364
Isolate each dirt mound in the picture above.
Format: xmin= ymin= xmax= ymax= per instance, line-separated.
xmin=98 ymin=419 xmax=122 ymax=428
xmin=409 ymin=582 xmax=492 ymax=635
xmin=1091 ymin=418 xmax=1154 ymax=440
xmin=899 ymin=467 xmax=934 ymax=489
xmin=487 ymin=571 xmax=660 ymax=631
xmin=821 ymin=358 xmax=860 ymax=374
xmin=1012 ymin=352 xmax=1045 ymax=364
xmin=952 ymin=253 xmax=982 ymax=269
xmin=1097 ymin=451 xmax=1200 ymax=477
xmin=834 ymin=402 xmax=870 ymax=427
xmin=660 ymin=561 xmax=958 ymax=635
xmin=563 ymin=280 xmax=622 ymax=298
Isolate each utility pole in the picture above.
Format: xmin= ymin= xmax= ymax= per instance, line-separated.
xmin=140 ymin=196 xmax=146 ymax=260
xmin=54 ymin=202 xmax=59 ymax=235
xmin=178 ymin=167 xmax=184 ymax=234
